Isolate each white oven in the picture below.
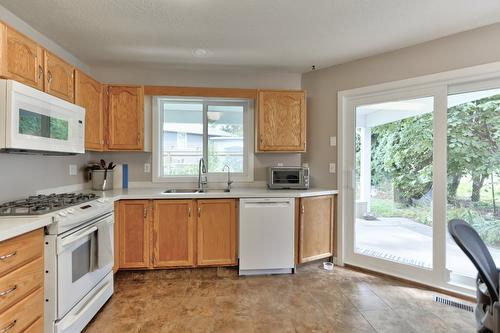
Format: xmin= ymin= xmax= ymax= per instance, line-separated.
xmin=45 ymin=212 xmax=114 ymax=333
xmin=0 ymin=79 xmax=85 ymax=154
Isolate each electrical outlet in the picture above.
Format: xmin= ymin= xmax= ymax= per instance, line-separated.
xmin=69 ymin=164 xmax=77 ymax=176
xmin=329 ymin=163 xmax=336 ymax=174
xmin=144 ymin=163 xmax=151 ymax=173
xmin=330 ymin=136 xmax=337 ymax=146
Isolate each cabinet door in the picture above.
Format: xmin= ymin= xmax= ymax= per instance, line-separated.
xmin=119 ymin=200 xmax=150 ymax=268
xmin=75 ymin=70 xmax=103 ymax=150
xmin=298 ymin=195 xmax=335 ymax=263
xmin=197 ymin=199 xmax=237 ymax=266
xmin=1 ymin=25 xmax=44 ymax=90
xmin=153 ymin=200 xmax=195 ymax=267
xmin=107 ymin=85 xmax=144 ymax=150
xmin=44 ymin=50 xmax=74 ymax=102
xmin=257 ymin=90 xmax=306 ymax=152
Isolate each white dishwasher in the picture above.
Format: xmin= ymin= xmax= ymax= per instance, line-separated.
xmin=239 ymin=198 xmax=295 ymax=275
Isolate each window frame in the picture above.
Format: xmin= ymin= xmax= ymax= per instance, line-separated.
xmin=152 ymin=96 xmax=254 ymax=183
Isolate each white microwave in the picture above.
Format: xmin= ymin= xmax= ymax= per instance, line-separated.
xmin=0 ymin=80 xmax=85 ymax=154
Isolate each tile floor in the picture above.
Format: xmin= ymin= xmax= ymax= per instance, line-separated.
xmin=84 ymin=263 xmax=476 ymax=333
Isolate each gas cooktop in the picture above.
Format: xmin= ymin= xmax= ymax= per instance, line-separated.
xmin=0 ymin=193 xmax=99 ymax=216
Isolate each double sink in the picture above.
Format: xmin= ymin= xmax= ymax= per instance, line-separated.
xmin=163 ymin=188 xmax=229 ymax=194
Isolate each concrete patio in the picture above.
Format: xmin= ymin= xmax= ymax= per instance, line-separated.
xmin=356 ymin=217 xmax=500 ymax=278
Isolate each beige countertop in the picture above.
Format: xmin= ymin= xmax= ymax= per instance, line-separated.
xmin=0 ymin=215 xmax=52 ymax=242
xmin=92 ymin=187 xmax=339 ymax=201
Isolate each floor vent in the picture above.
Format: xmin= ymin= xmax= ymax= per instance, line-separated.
xmin=433 ymin=295 xmax=474 ymax=312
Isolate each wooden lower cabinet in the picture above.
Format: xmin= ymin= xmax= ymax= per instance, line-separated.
xmin=197 ymin=199 xmax=237 ymax=266
xmin=118 ymin=200 xmax=151 ymax=268
xmin=153 ymin=200 xmax=195 ymax=267
xmin=116 ymin=199 xmax=237 ymax=270
xmin=298 ymin=195 xmax=336 ymax=264
xmin=0 ymin=229 xmax=44 ymax=333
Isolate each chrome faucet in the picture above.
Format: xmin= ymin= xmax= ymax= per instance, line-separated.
xmin=222 ymin=165 xmax=233 ymax=192
xmin=198 ymin=158 xmax=207 ymax=192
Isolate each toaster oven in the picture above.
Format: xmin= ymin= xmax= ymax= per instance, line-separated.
xmin=267 ymin=167 xmax=310 ymax=189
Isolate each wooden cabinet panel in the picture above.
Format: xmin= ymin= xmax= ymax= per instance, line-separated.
xmin=153 ymin=200 xmax=195 ymax=267
xmin=44 ymin=50 xmax=74 ymax=102
xmin=0 ymin=287 xmax=43 ymax=333
xmin=0 ymin=256 xmax=43 ymax=313
xmin=107 ymin=85 xmax=144 ymax=150
xmin=0 ymin=24 xmax=43 ymax=90
xmin=119 ymin=200 xmax=151 ymax=268
xmin=298 ymin=195 xmax=335 ymax=263
xmin=257 ymin=90 xmax=306 ymax=152
xmin=197 ymin=199 xmax=237 ymax=266
xmin=22 ymin=317 xmax=43 ymax=333
xmin=75 ymin=70 xmax=103 ymax=150
xmin=0 ymin=229 xmax=43 ymax=277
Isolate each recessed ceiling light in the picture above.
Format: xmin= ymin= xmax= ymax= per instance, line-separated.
xmin=192 ymin=48 xmax=211 ymax=57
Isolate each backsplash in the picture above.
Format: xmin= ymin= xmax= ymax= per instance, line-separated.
xmin=0 ymin=153 xmax=89 ymax=202
xmin=89 ymin=151 xmax=302 ymax=183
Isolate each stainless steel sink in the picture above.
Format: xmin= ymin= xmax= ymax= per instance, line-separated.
xmin=162 ymin=188 xmax=230 ymax=194
xmin=163 ymin=189 xmax=199 ymax=194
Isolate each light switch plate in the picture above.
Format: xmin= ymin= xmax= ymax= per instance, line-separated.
xmin=330 ymin=136 xmax=337 ymax=146
xmin=144 ymin=163 xmax=151 ymax=173
xmin=329 ymin=163 xmax=336 ymax=174
xmin=69 ymin=164 xmax=77 ymax=176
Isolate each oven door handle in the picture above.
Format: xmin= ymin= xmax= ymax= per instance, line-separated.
xmin=58 ymin=226 xmax=98 ymax=254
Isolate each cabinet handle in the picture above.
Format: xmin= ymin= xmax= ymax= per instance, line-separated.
xmin=38 ymin=65 xmax=43 ymax=79
xmin=301 ymin=205 xmax=305 ymax=215
xmin=144 ymin=208 xmax=147 ymax=218
xmin=0 ymin=251 xmax=16 ymax=261
xmin=0 ymin=320 xmax=16 ymax=333
xmin=47 ymin=70 xmax=53 ymax=83
xmin=188 ymin=207 xmax=191 ymax=217
xmin=0 ymin=285 xmax=16 ymax=297
xmin=198 ymin=207 xmax=201 ymax=218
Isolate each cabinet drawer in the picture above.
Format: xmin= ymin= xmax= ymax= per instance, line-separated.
xmin=0 ymin=229 xmax=43 ymax=277
xmin=23 ymin=317 xmax=43 ymax=333
xmin=0 ymin=257 xmax=43 ymax=312
xmin=0 ymin=287 xmax=43 ymax=333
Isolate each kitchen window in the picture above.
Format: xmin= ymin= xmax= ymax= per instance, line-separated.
xmin=152 ymin=97 xmax=254 ymax=182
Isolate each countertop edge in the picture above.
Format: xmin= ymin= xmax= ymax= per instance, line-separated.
xmin=0 ymin=216 xmax=52 ymax=242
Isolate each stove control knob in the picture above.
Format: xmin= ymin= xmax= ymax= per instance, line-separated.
xmin=58 ymin=211 xmax=67 ymax=217
xmin=67 ymin=208 xmax=75 ymax=214
xmin=97 ymin=198 xmax=106 ymax=203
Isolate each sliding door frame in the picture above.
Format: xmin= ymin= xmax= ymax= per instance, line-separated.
xmin=337 ymin=61 xmax=500 ymax=296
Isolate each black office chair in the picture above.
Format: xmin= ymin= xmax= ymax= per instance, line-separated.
xmin=448 ymin=219 xmax=500 ymax=333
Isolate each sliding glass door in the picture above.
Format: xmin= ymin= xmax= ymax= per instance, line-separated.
xmin=341 ymin=76 xmax=499 ymax=294
xmin=343 ymin=86 xmax=448 ymax=287
xmin=446 ymin=85 xmax=500 ymax=285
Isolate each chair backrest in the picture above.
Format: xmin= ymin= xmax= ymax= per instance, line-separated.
xmin=448 ymin=219 xmax=498 ymax=302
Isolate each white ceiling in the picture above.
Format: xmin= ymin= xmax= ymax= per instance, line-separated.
xmin=2 ymin=0 xmax=500 ymax=73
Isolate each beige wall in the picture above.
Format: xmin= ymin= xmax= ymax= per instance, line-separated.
xmin=301 ymin=22 xmax=500 ymax=188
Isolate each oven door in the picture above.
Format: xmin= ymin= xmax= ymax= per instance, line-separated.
xmin=56 ymin=213 xmax=114 ymax=318
xmin=5 ymin=80 xmax=85 ymax=154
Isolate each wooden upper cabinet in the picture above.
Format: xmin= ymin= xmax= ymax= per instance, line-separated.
xmin=75 ymin=70 xmax=103 ymax=151
xmin=298 ymin=195 xmax=335 ymax=264
xmin=0 ymin=24 xmax=43 ymax=90
xmin=107 ymin=85 xmax=144 ymax=150
xmin=257 ymin=90 xmax=306 ymax=152
xmin=197 ymin=199 xmax=237 ymax=266
xmin=118 ymin=200 xmax=151 ymax=268
xmin=44 ymin=50 xmax=74 ymax=102
xmin=153 ymin=200 xmax=195 ymax=268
